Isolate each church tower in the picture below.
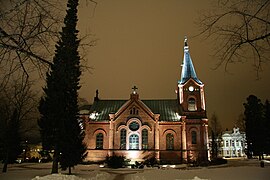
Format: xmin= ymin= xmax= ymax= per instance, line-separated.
xmin=178 ymin=37 xmax=206 ymax=118
xmin=178 ymin=37 xmax=208 ymax=162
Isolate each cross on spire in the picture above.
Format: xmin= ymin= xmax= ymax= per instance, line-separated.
xmin=184 ymin=36 xmax=188 ymax=46
xmin=132 ymin=86 xmax=138 ymax=94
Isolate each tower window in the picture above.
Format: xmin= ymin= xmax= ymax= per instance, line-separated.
xmin=191 ymin=131 xmax=197 ymax=144
xmin=166 ymin=133 xmax=174 ymax=150
xmin=188 ymin=98 xmax=197 ymax=111
xmin=120 ymin=129 xmax=126 ymax=149
xmin=96 ymin=133 xmax=103 ymax=149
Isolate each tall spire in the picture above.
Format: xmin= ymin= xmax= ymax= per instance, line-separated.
xmin=179 ymin=37 xmax=202 ymax=85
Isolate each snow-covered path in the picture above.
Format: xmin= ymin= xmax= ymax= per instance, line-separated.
xmin=0 ymin=159 xmax=269 ymax=180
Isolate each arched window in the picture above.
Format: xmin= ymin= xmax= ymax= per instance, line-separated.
xmin=129 ymin=134 xmax=139 ymax=149
xmin=96 ymin=133 xmax=103 ymax=149
xmin=142 ymin=129 xmax=148 ymax=149
xmin=130 ymin=107 xmax=139 ymax=115
xmin=166 ymin=133 xmax=174 ymax=150
xmin=191 ymin=131 xmax=197 ymax=144
xmin=120 ymin=129 xmax=126 ymax=149
xmin=188 ymin=98 xmax=197 ymax=111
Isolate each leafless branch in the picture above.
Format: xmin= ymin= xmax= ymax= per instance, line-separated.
xmin=195 ymin=0 xmax=270 ymax=77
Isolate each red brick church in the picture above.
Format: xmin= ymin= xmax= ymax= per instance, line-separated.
xmin=82 ymin=38 xmax=209 ymax=163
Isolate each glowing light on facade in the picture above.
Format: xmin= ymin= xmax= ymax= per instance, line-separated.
xmin=89 ymin=112 xmax=99 ymax=119
xmin=176 ymin=113 xmax=181 ymax=120
xmin=127 ymin=150 xmax=140 ymax=160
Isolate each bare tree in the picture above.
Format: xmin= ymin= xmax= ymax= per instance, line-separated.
xmin=235 ymin=113 xmax=246 ymax=131
xmin=0 ymin=0 xmax=96 ymax=86
xmin=0 ymin=75 xmax=39 ymax=172
xmin=0 ymin=0 xmax=62 ymax=76
xmin=197 ymin=0 xmax=270 ymax=76
xmin=209 ymin=112 xmax=222 ymax=159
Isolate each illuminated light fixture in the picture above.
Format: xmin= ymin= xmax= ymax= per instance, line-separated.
xmin=176 ymin=113 xmax=181 ymax=120
xmin=170 ymin=165 xmax=176 ymax=168
xmin=89 ymin=112 xmax=99 ymax=119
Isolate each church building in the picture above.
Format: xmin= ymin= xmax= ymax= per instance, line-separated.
xmin=82 ymin=38 xmax=209 ymax=163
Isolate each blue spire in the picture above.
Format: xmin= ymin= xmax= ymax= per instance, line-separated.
xmin=179 ymin=37 xmax=202 ymax=85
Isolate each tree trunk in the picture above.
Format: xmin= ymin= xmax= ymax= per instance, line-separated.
xmin=51 ymin=149 xmax=59 ymax=174
xmin=2 ymin=162 xmax=8 ymax=173
xmin=68 ymin=166 xmax=71 ymax=175
xmin=2 ymin=151 xmax=9 ymax=173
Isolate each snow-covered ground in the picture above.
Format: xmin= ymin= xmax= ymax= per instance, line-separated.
xmin=0 ymin=159 xmax=269 ymax=180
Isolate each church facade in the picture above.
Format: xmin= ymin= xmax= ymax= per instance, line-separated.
xmin=82 ymin=38 xmax=209 ymax=163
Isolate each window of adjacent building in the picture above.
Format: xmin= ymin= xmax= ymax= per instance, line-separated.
xmin=120 ymin=129 xmax=126 ymax=149
xmin=96 ymin=133 xmax=103 ymax=149
xmin=232 ymin=141 xmax=235 ymax=146
xmin=227 ymin=150 xmax=229 ymax=155
xmin=129 ymin=134 xmax=139 ymax=149
xmin=236 ymin=140 xmax=239 ymax=147
xmin=191 ymin=131 xmax=197 ymax=144
xmin=188 ymin=98 xmax=197 ymax=111
xmin=226 ymin=141 xmax=229 ymax=147
xmin=142 ymin=129 xmax=148 ymax=149
xmin=166 ymin=133 xmax=174 ymax=150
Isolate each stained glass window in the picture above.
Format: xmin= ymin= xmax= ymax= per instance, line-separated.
xmin=120 ymin=129 xmax=126 ymax=149
xmin=142 ymin=129 xmax=148 ymax=149
xmin=166 ymin=133 xmax=174 ymax=150
xmin=96 ymin=133 xmax=103 ymax=149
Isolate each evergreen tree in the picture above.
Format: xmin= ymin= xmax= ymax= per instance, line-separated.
xmin=243 ymin=95 xmax=264 ymax=159
xmin=2 ymin=109 xmax=22 ymax=172
xmin=38 ymin=0 xmax=86 ymax=174
xmin=264 ymin=100 xmax=270 ymax=154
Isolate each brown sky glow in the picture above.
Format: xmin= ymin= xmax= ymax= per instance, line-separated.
xmin=77 ymin=0 xmax=270 ymax=130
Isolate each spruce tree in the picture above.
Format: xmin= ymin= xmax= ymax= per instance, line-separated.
xmin=39 ymin=0 xmax=86 ymax=174
xmin=264 ymin=100 xmax=270 ymax=155
xmin=243 ymin=95 xmax=264 ymax=159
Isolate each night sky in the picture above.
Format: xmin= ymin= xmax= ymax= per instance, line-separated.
xmin=77 ymin=0 xmax=270 ymax=130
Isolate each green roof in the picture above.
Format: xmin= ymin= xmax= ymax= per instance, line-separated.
xmin=89 ymin=100 xmax=126 ymax=120
xmin=143 ymin=100 xmax=180 ymax=121
xmin=89 ymin=99 xmax=180 ymax=122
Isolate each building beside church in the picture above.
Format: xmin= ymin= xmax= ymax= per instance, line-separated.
xmin=82 ymin=38 xmax=209 ymax=163
xmin=220 ymin=127 xmax=246 ymax=158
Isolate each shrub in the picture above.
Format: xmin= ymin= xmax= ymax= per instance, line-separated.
xmin=210 ymin=157 xmax=227 ymax=165
xmin=144 ymin=157 xmax=159 ymax=167
xmin=105 ymin=155 xmax=125 ymax=168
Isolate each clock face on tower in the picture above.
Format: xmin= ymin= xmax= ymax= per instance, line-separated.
xmin=188 ymin=86 xmax=194 ymax=92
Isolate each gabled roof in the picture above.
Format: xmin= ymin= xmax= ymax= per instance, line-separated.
xmin=179 ymin=37 xmax=202 ymax=85
xmin=89 ymin=99 xmax=180 ymax=122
